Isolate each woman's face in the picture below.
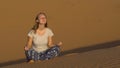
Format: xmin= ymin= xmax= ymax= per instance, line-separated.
xmin=38 ymin=14 xmax=47 ymax=24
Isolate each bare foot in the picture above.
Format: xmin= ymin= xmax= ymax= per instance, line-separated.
xmin=57 ymin=42 xmax=62 ymax=46
xmin=28 ymin=60 xmax=34 ymax=63
xmin=37 ymin=60 xmax=42 ymax=62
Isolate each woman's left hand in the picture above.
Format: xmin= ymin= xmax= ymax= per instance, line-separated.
xmin=24 ymin=46 xmax=29 ymax=51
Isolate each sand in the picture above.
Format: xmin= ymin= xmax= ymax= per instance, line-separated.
xmin=0 ymin=40 xmax=120 ymax=68
xmin=0 ymin=46 xmax=120 ymax=68
xmin=0 ymin=0 xmax=120 ymax=68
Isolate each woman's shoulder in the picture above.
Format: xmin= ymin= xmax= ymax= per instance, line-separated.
xmin=46 ymin=27 xmax=54 ymax=36
xmin=28 ymin=29 xmax=35 ymax=34
xmin=46 ymin=27 xmax=53 ymax=31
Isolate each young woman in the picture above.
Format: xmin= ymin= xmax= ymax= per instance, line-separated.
xmin=24 ymin=12 xmax=62 ymax=63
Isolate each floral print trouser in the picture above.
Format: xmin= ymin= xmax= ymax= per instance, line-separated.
xmin=25 ymin=45 xmax=60 ymax=61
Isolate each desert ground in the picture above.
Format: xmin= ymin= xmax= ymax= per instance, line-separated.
xmin=0 ymin=0 xmax=120 ymax=68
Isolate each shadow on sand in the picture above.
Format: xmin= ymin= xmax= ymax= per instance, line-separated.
xmin=0 ymin=40 xmax=120 ymax=67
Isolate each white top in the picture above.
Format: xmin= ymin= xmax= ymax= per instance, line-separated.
xmin=27 ymin=28 xmax=54 ymax=53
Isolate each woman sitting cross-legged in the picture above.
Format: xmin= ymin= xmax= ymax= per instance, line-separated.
xmin=24 ymin=12 xmax=62 ymax=63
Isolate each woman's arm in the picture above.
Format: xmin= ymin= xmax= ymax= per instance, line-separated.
xmin=48 ymin=36 xmax=54 ymax=47
xmin=25 ymin=36 xmax=33 ymax=50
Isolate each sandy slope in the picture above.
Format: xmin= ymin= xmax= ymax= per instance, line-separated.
xmin=1 ymin=45 xmax=120 ymax=68
xmin=0 ymin=0 xmax=120 ymax=66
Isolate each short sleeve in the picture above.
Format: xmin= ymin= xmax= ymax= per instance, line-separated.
xmin=47 ymin=28 xmax=54 ymax=37
xmin=27 ymin=30 xmax=34 ymax=38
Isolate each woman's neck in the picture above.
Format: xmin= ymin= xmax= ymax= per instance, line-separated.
xmin=38 ymin=24 xmax=45 ymax=30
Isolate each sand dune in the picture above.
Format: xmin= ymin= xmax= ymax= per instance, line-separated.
xmin=0 ymin=40 xmax=120 ymax=68
xmin=1 ymin=46 xmax=120 ymax=68
xmin=0 ymin=0 xmax=120 ymax=67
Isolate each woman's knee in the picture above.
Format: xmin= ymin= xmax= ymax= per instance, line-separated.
xmin=51 ymin=45 xmax=60 ymax=49
xmin=25 ymin=48 xmax=35 ymax=56
xmin=47 ymin=45 xmax=61 ymax=54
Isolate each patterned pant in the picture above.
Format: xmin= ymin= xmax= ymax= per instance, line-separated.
xmin=25 ymin=45 xmax=60 ymax=61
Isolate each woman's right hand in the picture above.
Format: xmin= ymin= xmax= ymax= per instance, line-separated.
xmin=24 ymin=46 xmax=29 ymax=51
